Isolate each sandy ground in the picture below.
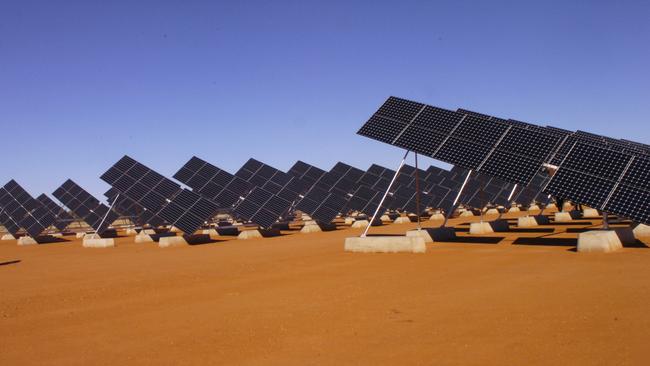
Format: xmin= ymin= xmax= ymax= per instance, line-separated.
xmin=1 ymin=214 xmax=650 ymax=365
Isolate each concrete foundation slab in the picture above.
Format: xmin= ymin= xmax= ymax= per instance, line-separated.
xmin=125 ymin=228 xmax=138 ymax=236
xmin=393 ymin=217 xmax=411 ymax=224
xmin=554 ymin=212 xmax=573 ymax=222
xmin=582 ymin=208 xmax=600 ymax=218
xmin=17 ymin=236 xmax=37 ymax=245
xmin=75 ymin=232 xmax=86 ymax=239
xmin=344 ymin=217 xmax=356 ymax=225
xmin=545 ymin=203 xmax=557 ymax=211
xmin=429 ymin=213 xmax=445 ymax=221
xmin=577 ymin=231 xmax=623 ymax=253
xmin=633 ymin=224 xmax=650 ymax=238
xmin=351 ymin=220 xmax=370 ymax=229
xmin=135 ymin=233 xmax=154 ymax=243
xmin=470 ymin=222 xmax=494 ymax=235
xmin=300 ymin=224 xmax=322 ymax=233
xmin=508 ymin=206 xmax=521 ymax=213
xmin=344 ymin=236 xmax=426 ymax=253
xmin=406 ymin=229 xmax=433 ymax=243
xmin=82 ymin=237 xmax=115 ymax=248
xmin=238 ymin=230 xmax=263 ymax=240
xmin=169 ymin=226 xmax=181 ymax=233
xmin=1 ymin=234 xmax=16 ymax=240
xmin=518 ymin=216 xmax=539 ymax=228
xmin=159 ymin=236 xmax=189 ymax=248
xmin=380 ymin=214 xmax=392 ymax=222
xmin=485 ymin=208 xmax=500 ymax=215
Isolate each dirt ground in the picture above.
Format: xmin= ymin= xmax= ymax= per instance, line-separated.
xmin=1 ymin=214 xmax=649 ymax=365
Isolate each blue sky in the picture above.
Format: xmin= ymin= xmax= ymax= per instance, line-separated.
xmin=1 ymin=0 xmax=649 ymax=201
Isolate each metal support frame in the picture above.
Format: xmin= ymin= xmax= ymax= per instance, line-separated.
xmin=91 ymin=193 xmax=119 ymax=239
xmin=414 ymin=153 xmax=421 ymax=231
xmin=361 ymin=150 xmax=409 ymax=238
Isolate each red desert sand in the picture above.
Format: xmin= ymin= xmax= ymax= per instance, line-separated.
xmin=1 ymin=214 xmax=649 ymax=365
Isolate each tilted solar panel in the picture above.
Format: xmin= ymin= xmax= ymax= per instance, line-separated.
xmin=52 ymin=179 xmax=119 ymax=235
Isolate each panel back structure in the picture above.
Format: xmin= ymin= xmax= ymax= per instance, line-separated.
xmin=52 ymin=179 xmax=119 ymax=235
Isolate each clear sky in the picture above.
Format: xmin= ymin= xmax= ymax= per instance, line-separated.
xmin=1 ymin=0 xmax=649 ymax=202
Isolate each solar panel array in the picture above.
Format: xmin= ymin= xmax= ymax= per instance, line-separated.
xmin=52 ymin=179 xmax=119 ymax=235
xmin=101 ymin=156 xmax=220 ymax=235
xmin=104 ymin=188 xmax=166 ymax=227
xmin=0 ymin=205 xmax=21 ymax=237
xmin=358 ymin=97 xmax=563 ymax=186
xmin=0 ymin=180 xmax=57 ymax=238
xmin=545 ymin=142 xmax=650 ymax=224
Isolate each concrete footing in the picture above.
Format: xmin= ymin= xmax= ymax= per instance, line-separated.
xmin=169 ymin=226 xmax=181 ymax=233
xmin=528 ymin=204 xmax=540 ymax=212
xmin=159 ymin=236 xmax=188 ymax=248
xmin=393 ymin=217 xmax=411 ymax=224
xmin=17 ymin=236 xmax=38 ymax=245
xmin=125 ymin=228 xmax=138 ymax=236
xmin=238 ymin=230 xmax=263 ymax=240
xmin=300 ymin=224 xmax=322 ymax=233
xmin=582 ymin=208 xmax=600 ymax=218
xmin=470 ymin=222 xmax=495 ymax=235
xmin=577 ymin=231 xmax=622 ymax=253
xmin=135 ymin=232 xmax=154 ymax=243
xmin=518 ymin=216 xmax=539 ymax=228
xmin=485 ymin=208 xmax=500 ymax=216
xmin=351 ymin=220 xmax=369 ymax=228
xmin=554 ymin=212 xmax=573 ymax=222
xmin=633 ymin=224 xmax=650 ymax=239
xmin=1 ymin=234 xmax=16 ymax=240
xmin=406 ymin=229 xmax=433 ymax=243
xmin=344 ymin=236 xmax=426 ymax=253
xmin=82 ymin=237 xmax=115 ymax=248
xmin=429 ymin=213 xmax=445 ymax=221
xmin=380 ymin=214 xmax=392 ymax=223
xmin=201 ymin=229 xmax=220 ymax=240
xmin=344 ymin=217 xmax=356 ymax=225
xmin=545 ymin=203 xmax=557 ymax=211
xmin=508 ymin=206 xmax=521 ymax=213
xmin=459 ymin=210 xmax=475 ymax=217
xmin=76 ymin=232 xmax=86 ymax=239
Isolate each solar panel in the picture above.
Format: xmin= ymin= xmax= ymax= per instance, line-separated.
xmin=36 ymin=194 xmax=73 ymax=231
xmin=0 ymin=181 xmax=57 ymax=238
xmin=544 ymin=142 xmax=649 ymax=224
xmin=52 ymin=179 xmax=119 ymax=235
xmin=0 ymin=205 xmax=21 ymax=237
xmin=233 ymin=187 xmax=292 ymax=229
xmin=101 ymin=155 xmax=220 ymax=234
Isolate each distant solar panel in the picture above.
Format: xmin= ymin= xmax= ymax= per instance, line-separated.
xmin=101 ymin=155 xmax=220 ymax=235
xmin=52 ymin=179 xmax=119 ymax=235
xmin=233 ymin=187 xmax=292 ymax=229
xmin=0 ymin=181 xmax=57 ymax=238
xmin=36 ymin=194 xmax=73 ymax=231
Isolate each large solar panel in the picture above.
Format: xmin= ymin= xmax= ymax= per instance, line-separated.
xmin=52 ymin=179 xmax=119 ymax=235
xmin=0 ymin=205 xmax=21 ymax=237
xmin=36 ymin=194 xmax=73 ymax=231
xmin=101 ymin=156 xmax=220 ymax=235
xmin=358 ymin=96 xmax=562 ymax=186
xmin=544 ymin=142 xmax=649 ymax=224
xmin=0 ymin=181 xmax=57 ymax=238
xmin=233 ymin=187 xmax=292 ymax=229
xmin=288 ymin=161 xmax=327 ymax=186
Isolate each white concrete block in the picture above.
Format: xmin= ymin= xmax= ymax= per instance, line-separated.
xmin=351 ymin=220 xmax=370 ymax=228
xmin=577 ymin=231 xmax=623 ymax=253
xmin=125 ymin=228 xmax=138 ymax=236
xmin=633 ymin=224 xmax=650 ymax=238
xmin=75 ymin=232 xmax=86 ymax=239
xmin=300 ymin=224 xmax=322 ymax=233
xmin=238 ymin=230 xmax=263 ymax=240
xmin=201 ymin=228 xmax=220 ymax=239
xmin=82 ymin=237 xmax=115 ymax=248
xmin=508 ymin=206 xmax=520 ymax=213
xmin=301 ymin=215 xmax=312 ymax=221
xmin=545 ymin=203 xmax=557 ymax=211
xmin=460 ymin=210 xmax=475 ymax=217
xmin=517 ymin=216 xmax=539 ymax=228
xmin=1 ymin=234 xmax=16 ymax=240
xmin=470 ymin=222 xmax=495 ymax=235
xmin=169 ymin=226 xmax=181 ymax=233
xmin=158 ymin=236 xmax=188 ymax=248
xmin=528 ymin=204 xmax=541 ymax=212
xmin=304 ymin=220 xmax=317 ymax=225
xmin=555 ymin=212 xmax=573 ymax=222
xmin=406 ymin=229 xmax=433 ymax=243
xmin=17 ymin=236 xmax=37 ymax=245
xmin=393 ymin=217 xmax=411 ymax=224
xmin=485 ymin=208 xmax=500 ymax=215
xmin=429 ymin=213 xmax=445 ymax=221
xmin=344 ymin=236 xmax=426 ymax=253
xmin=582 ymin=208 xmax=600 ymax=218
xmin=134 ymin=233 xmax=154 ymax=243
xmin=380 ymin=214 xmax=392 ymax=222
xmin=344 ymin=217 xmax=356 ymax=225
